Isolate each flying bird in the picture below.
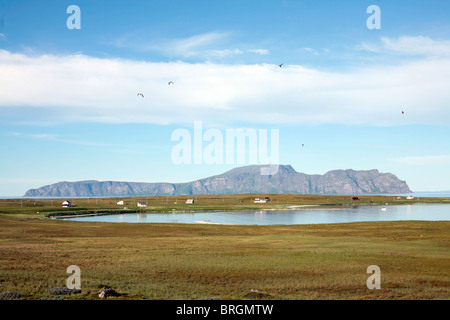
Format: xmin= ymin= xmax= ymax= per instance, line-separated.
xmin=137 ymin=93 xmax=144 ymax=98
xmin=168 ymin=81 xmax=174 ymax=85
xmin=278 ymin=63 xmax=283 ymax=68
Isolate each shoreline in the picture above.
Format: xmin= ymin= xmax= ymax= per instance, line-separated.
xmin=50 ymin=205 xmax=323 ymax=219
xmin=194 ymin=220 xmax=236 ymax=225
xmin=50 ymin=204 xmax=363 ymax=220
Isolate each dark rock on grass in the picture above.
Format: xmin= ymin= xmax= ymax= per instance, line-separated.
xmin=0 ymin=291 xmax=23 ymax=300
xmin=98 ymin=287 xmax=121 ymax=298
xmin=47 ymin=287 xmax=81 ymax=295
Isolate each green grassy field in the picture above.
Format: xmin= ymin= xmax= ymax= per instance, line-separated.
xmin=0 ymin=194 xmax=449 ymax=300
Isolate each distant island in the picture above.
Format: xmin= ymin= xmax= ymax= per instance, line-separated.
xmin=24 ymin=165 xmax=412 ymax=197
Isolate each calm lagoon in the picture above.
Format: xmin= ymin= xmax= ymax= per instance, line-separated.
xmin=64 ymin=203 xmax=450 ymax=225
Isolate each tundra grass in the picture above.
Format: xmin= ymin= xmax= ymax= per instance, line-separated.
xmin=0 ymin=212 xmax=448 ymax=300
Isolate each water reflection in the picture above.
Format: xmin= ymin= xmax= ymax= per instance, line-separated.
xmin=406 ymin=204 xmax=413 ymax=218
xmin=67 ymin=204 xmax=450 ymax=225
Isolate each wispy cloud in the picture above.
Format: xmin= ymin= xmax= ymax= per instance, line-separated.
xmin=0 ymin=177 xmax=59 ymax=186
xmin=300 ymin=47 xmax=319 ymax=55
xmin=206 ymin=48 xmax=243 ymax=58
xmin=4 ymin=131 xmax=21 ymax=136
xmin=29 ymin=133 xmax=59 ymax=140
xmin=112 ymin=31 xmax=239 ymax=60
xmin=7 ymin=131 xmax=165 ymax=150
xmin=8 ymin=132 xmax=119 ymax=147
xmin=248 ymin=49 xmax=270 ymax=55
xmin=110 ymin=31 xmax=272 ymax=61
xmin=390 ymin=155 xmax=450 ymax=166
xmin=360 ymin=36 xmax=450 ymax=57
xmin=168 ymin=32 xmax=231 ymax=55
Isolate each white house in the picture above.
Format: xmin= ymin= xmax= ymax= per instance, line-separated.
xmin=137 ymin=202 xmax=147 ymax=207
xmin=117 ymin=200 xmax=124 ymax=205
xmin=406 ymin=196 xmax=415 ymax=200
xmin=254 ymin=198 xmax=267 ymax=203
xmin=61 ymin=200 xmax=71 ymax=207
xmin=185 ymin=199 xmax=194 ymax=204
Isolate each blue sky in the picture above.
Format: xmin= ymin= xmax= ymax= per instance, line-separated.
xmin=1 ymin=0 xmax=450 ymax=196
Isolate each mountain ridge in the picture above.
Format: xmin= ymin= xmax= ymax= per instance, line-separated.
xmin=24 ymin=165 xmax=412 ymax=197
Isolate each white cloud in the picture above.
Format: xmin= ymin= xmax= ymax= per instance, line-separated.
xmin=1 ymin=46 xmax=450 ymax=126
xmin=206 ymin=48 xmax=243 ymax=58
xmin=390 ymin=155 xmax=450 ymax=166
xmin=125 ymin=31 xmax=235 ymax=60
xmin=168 ymin=32 xmax=230 ymax=56
xmin=248 ymin=49 xmax=270 ymax=55
xmin=382 ymin=36 xmax=450 ymax=56
xmin=29 ymin=133 xmax=59 ymax=140
xmin=300 ymin=47 xmax=319 ymax=55
xmin=360 ymin=36 xmax=450 ymax=56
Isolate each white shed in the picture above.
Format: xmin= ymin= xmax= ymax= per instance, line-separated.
xmin=61 ymin=200 xmax=71 ymax=207
xmin=117 ymin=200 xmax=124 ymax=205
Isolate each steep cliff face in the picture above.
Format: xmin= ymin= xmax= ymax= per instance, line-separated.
xmin=24 ymin=165 xmax=412 ymax=197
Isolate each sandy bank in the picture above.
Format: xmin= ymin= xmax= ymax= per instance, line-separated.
xmin=194 ymin=220 xmax=236 ymax=225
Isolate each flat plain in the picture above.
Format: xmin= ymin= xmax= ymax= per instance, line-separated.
xmin=0 ymin=194 xmax=449 ymax=300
